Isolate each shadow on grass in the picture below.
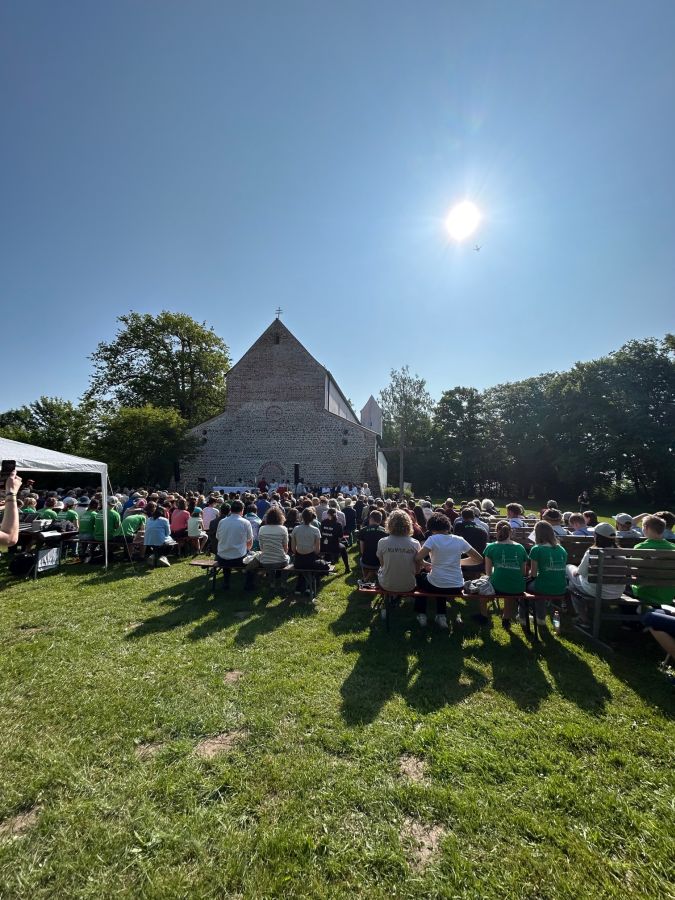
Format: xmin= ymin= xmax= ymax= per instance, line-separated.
xmin=123 ymin=570 xmax=321 ymax=645
xmin=565 ymin=625 xmax=675 ymax=715
xmin=339 ymin=593 xmax=621 ymax=723
xmin=339 ymin=601 xmax=489 ymax=725
xmin=538 ymin=627 xmax=611 ymax=714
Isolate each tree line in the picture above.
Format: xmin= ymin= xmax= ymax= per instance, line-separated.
xmin=1 ymin=313 xmax=672 ymax=500
xmin=378 ymin=335 xmax=675 ymax=502
xmin=0 ymin=311 xmax=230 ymax=485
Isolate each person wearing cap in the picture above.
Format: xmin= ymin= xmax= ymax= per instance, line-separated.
xmin=187 ymin=506 xmax=209 ymax=552
xmin=567 ymin=522 xmax=626 ymax=625
xmin=614 ymin=513 xmax=643 ymax=541
xmin=122 ymin=492 xmax=140 ymax=516
xmin=55 ymin=496 xmax=79 ymax=530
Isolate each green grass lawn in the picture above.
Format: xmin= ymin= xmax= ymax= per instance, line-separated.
xmin=0 ymin=550 xmax=673 ymax=898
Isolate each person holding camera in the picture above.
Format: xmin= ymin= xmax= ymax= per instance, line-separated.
xmin=1 ymin=468 xmax=23 ymax=547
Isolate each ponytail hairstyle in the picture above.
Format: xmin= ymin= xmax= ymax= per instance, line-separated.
xmin=495 ymin=520 xmax=512 ymax=542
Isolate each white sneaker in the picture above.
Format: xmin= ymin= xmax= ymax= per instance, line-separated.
xmin=435 ymin=614 xmax=449 ymax=630
xmin=416 ymin=613 xmax=428 ymax=627
xmin=158 ymin=556 xmax=171 ymax=568
xmin=455 ymin=613 xmax=463 ymax=626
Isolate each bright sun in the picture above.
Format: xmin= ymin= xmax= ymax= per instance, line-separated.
xmin=445 ymin=200 xmax=481 ymax=241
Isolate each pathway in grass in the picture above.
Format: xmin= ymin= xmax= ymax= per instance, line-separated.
xmin=0 ymin=553 xmax=673 ymax=898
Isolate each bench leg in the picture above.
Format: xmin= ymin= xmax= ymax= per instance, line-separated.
xmin=532 ymin=601 xmax=539 ymax=641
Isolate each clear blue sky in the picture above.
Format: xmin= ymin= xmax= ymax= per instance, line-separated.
xmin=2 ymin=0 xmax=674 ymax=413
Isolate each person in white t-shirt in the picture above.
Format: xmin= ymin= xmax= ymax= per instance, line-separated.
xmin=258 ymin=506 xmax=291 ymax=568
xmin=201 ymin=497 xmax=220 ymax=530
xmin=414 ymin=513 xmax=483 ymax=629
xmin=215 ymin=500 xmax=254 ymax=589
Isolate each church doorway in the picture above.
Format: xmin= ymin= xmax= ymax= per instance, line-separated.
xmin=258 ymin=461 xmax=286 ymax=484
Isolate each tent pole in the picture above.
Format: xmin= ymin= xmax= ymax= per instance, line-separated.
xmin=102 ymin=472 xmax=108 ymax=569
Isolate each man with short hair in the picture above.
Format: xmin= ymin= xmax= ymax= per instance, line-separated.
xmin=358 ymin=510 xmax=387 ymax=577
xmin=452 ymin=507 xmax=488 ymax=576
xmin=256 ymin=492 xmax=271 ymax=519
xmin=215 ymin=500 xmax=254 ymax=589
xmin=568 ymin=513 xmax=592 ymax=536
xmin=632 ymin=516 xmax=675 ymax=607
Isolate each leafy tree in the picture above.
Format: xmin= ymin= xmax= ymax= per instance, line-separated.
xmin=94 ymin=406 xmax=200 ymax=486
xmin=86 ymin=311 xmax=230 ymax=427
xmin=433 ymin=387 xmax=503 ymax=496
xmin=0 ymin=396 xmax=95 ymax=457
xmin=379 ymin=366 xmax=434 ymax=492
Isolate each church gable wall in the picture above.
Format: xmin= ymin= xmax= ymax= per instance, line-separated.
xmin=226 ymin=322 xmax=325 ymax=412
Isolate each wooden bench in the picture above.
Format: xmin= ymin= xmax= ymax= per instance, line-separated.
xmin=190 ymin=559 xmax=335 ymax=599
xmin=578 ymin=547 xmax=675 ymax=644
xmin=286 ymin=565 xmax=336 ymax=601
xmin=358 ymin=586 xmax=463 ymax=630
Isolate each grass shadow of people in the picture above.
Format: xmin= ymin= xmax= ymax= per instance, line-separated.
xmin=465 ymin=625 xmax=553 ymax=712
xmin=538 ymin=627 xmax=611 ymax=715
xmin=339 ymin=602 xmax=487 ymax=725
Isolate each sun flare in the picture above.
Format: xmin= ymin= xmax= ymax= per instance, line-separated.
xmin=445 ymin=200 xmax=481 ymax=241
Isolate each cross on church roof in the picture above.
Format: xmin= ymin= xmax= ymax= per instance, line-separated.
xmin=275 ymin=307 xmax=283 ymax=319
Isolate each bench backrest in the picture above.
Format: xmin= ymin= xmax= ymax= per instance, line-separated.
xmin=559 ymin=535 xmax=594 ymax=566
xmin=588 ymin=547 xmax=675 ymax=588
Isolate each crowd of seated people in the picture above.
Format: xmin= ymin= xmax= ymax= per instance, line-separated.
xmin=4 ymin=482 xmax=674 ymax=656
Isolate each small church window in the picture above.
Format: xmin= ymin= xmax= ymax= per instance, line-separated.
xmin=274 ymin=334 xmax=280 ymax=345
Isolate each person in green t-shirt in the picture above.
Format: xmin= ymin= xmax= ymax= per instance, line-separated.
xmin=37 ymin=497 xmax=58 ymax=521
xmin=92 ymin=503 xmax=122 ymax=541
xmin=55 ymin=498 xmax=79 ymax=530
xmin=483 ymin=522 xmax=529 ymax=630
xmin=527 ymin=521 xmax=568 ymax=626
xmin=77 ymin=500 xmax=98 ymax=538
xmin=632 ymin=515 xmax=675 ymax=606
xmin=118 ymin=513 xmax=145 ymax=539
xmin=77 ymin=499 xmax=99 ymax=560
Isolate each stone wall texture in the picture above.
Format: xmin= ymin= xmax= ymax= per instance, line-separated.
xmin=181 ymin=320 xmax=384 ymax=492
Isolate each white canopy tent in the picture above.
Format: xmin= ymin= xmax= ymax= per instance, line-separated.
xmin=0 ymin=436 xmax=111 ymax=567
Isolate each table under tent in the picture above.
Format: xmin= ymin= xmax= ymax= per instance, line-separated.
xmin=0 ymin=436 xmax=112 ymax=568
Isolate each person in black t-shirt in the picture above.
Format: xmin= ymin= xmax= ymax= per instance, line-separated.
xmin=452 ymin=507 xmax=487 ymax=578
xmin=343 ymin=499 xmax=357 ymax=545
xmin=358 ymin=510 xmax=387 ymax=575
xmin=321 ymin=509 xmax=350 ymax=572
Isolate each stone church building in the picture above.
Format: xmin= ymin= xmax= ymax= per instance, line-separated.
xmin=182 ymin=319 xmax=387 ymax=493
